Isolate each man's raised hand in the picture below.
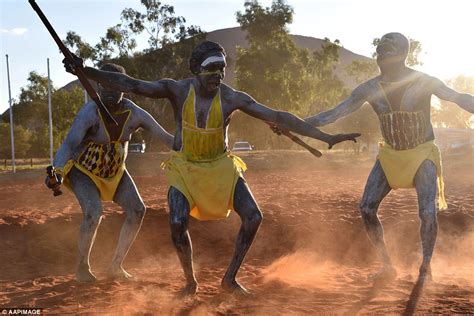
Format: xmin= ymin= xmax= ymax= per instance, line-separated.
xmin=62 ymin=53 xmax=84 ymax=76
xmin=268 ymin=122 xmax=282 ymax=135
xmin=268 ymin=122 xmax=361 ymax=148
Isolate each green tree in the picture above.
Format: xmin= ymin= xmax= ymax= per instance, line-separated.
xmin=61 ymin=1 xmax=206 ymax=152
xmin=234 ymin=1 xmax=349 ymax=149
xmin=236 ymin=0 xmax=293 ymax=43
xmin=51 ymin=86 xmax=86 ymax=145
xmin=432 ymin=75 xmax=474 ymax=128
xmin=346 ymin=60 xmax=379 ymax=85
xmin=65 ymin=31 xmax=97 ymax=62
xmin=9 ymin=71 xmax=50 ymax=131
xmin=308 ymin=38 xmax=348 ymax=115
xmin=0 ymin=123 xmax=32 ymax=159
xmin=27 ymin=125 xmax=50 ymax=157
xmin=3 ymin=2 xmax=205 ymax=155
xmin=121 ymin=0 xmax=186 ymax=51
xmin=64 ymin=0 xmax=199 ymax=65
xmin=65 ymin=26 xmax=136 ymax=64
xmin=235 ymin=0 xmax=314 ymax=114
xmin=234 ymin=0 xmax=313 ymax=149
xmin=2 ymin=72 xmax=86 ymax=157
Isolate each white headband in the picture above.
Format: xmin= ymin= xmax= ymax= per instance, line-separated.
xmin=201 ymin=54 xmax=225 ymax=67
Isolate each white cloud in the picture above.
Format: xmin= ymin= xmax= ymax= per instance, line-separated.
xmin=0 ymin=28 xmax=28 ymax=36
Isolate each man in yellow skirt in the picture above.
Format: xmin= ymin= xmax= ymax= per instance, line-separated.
xmin=305 ymin=33 xmax=474 ymax=282
xmin=63 ymin=41 xmax=360 ymax=295
xmin=46 ymin=64 xmax=174 ymax=282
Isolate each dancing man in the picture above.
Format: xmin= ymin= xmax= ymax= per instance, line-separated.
xmin=305 ymin=33 xmax=474 ymax=281
xmin=63 ymin=41 xmax=360 ymax=294
xmin=46 ymin=63 xmax=174 ymax=282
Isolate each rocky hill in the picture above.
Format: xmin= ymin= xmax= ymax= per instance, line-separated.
xmin=59 ymin=27 xmax=373 ymax=93
xmin=207 ymin=27 xmax=372 ymax=87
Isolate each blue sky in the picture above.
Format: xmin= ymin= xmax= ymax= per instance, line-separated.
xmin=1 ymin=0 xmax=473 ymax=114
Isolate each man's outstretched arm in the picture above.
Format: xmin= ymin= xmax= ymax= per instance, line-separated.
xmin=432 ymin=78 xmax=474 ymax=113
xmin=305 ymin=84 xmax=368 ymax=127
xmin=235 ymin=90 xmax=360 ymax=147
xmin=63 ymin=54 xmax=175 ymax=99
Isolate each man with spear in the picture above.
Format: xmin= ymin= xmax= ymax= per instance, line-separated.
xmin=62 ymin=40 xmax=360 ymax=295
xmin=30 ymin=0 xmax=359 ymax=295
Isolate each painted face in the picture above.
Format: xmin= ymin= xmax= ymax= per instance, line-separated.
xmin=197 ymin=53 xmax=226 ymax=93
xmin=97 ymin=83 xmax=123 ymax=107
xmin=376 ymin=33 xmax=409 ymax=64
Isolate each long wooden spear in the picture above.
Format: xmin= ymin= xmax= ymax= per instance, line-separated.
xmin=29 ymin=0 xmax=118 ymax=126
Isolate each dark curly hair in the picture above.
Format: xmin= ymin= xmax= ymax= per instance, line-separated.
xmin=189 ymin=41 xmax=226 ymax=74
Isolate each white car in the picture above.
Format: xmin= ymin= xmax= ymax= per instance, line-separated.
xmin=129 ymin=142 xmax=146 ymax=153
xmin=232 ymin=141 xmax=253 ymax=151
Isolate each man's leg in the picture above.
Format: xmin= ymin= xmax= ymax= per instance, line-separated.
xmin=222 ymin=177 xmax=263 ymax=295
xmin=359 ymin=161 xmax=396 ymax=279
xmin=414 ymin=160 xmax=438 ymax=280
xmin=168 ymin=186 xmax=197 ymax=295
xmin=69 ymin=167 xmax=103 ymax=282
xmin=108 ymin=170 xmax=146 ymax=280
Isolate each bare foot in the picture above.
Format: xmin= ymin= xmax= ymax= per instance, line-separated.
xmin=177 ymin=281 xmax=198 ymax=298
xmin=107 ymin=266 xmax=133 ymax=281
xmin=369 ymin=265 xmax=397 ymax=283
xmin=221 ymin=279 xmax=253 ymax=297
xmin=76 ymin=264 xmax=97 ymax=283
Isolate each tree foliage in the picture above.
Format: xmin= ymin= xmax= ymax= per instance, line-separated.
xmin=432 ymin=75 xmax=474 ymax=128
xmin=1 ymin=72 xmax=86 ymax=158
xmin=308 ymin=38 xmax=348 ymax=115
xmin=64 ymin=0 xmax=202 ymax=66
xmin=60 ymin=0 xmax=206 ymax=152
xmin=346 ymin=60 xmax=379 ymax=85
xmin=236 ymin=0 xmax=312 ymax=113
xmin=121 ymin=0 xmax=186 ymax=50
xmin=0 ymin=123 xmax=32 ymax=159
xmin=51 ymin=87 xmax=86 ymax=144
xmin=65 ymin=31 xmax=97 ymax=61
xmin=8 ymin=71 xmax=50 ymax=131
xmin=235 ymin=1 xmax=347 ymax=116
xmin=98 ymin=25 xmax=138 ymax=61
xmin=236 ymin=0 xmax=293 ymax=44
xmin=234 ymin=1 xmax=348 ymax=149
xmin=11 ymin=1 xmax=454 ymax=156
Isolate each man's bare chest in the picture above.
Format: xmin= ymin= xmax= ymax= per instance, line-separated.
xmin=370 ymin=80 xmax=432 ymax=114
xmin=188 ymin=95 xmax=234 ymax=128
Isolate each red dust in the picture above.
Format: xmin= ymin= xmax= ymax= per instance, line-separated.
xmin=0 ymin=151 xmax=472 ymax=314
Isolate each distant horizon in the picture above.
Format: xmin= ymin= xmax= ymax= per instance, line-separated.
xmin=1 ymin=0 xmax=473 ymax=114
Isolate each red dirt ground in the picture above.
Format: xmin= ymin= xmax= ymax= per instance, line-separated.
xmin=0 ymin=151 xmax=473 ymax=315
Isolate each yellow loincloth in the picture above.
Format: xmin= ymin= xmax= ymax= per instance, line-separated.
xmin=377 ymin=141 xmax=447 ymax=209
xmin=161 ymin=151 xmax=247 ymax=221
xmin=59 ymin=159 xmax=125 ymax=201
xmin=56 ymin=108 xmax=131 ymax=202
